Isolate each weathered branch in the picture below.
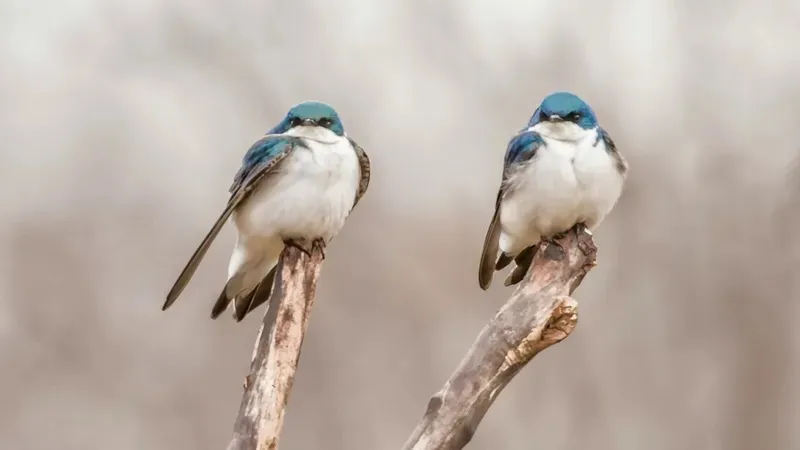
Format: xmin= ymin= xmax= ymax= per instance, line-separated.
xmin=226 ymin=243 xmax=324 ymax=450
xmin=402 ymin=226 xmax=597 ymax=450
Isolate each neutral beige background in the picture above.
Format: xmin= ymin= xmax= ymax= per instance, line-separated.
xmin=1 ymin=1 xmax=798 ymax=449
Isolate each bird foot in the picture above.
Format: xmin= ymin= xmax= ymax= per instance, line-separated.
xmin=283 ymin=238 xmax=327 ymax=259
xmin=542 ymin=238 xmax=564 ymax=253
xmin=544 ymin=231 xmax=568 ymax=251
xmin=574 ymin=222 xmax=591 ymax=236
xmin=311 ymin=238 xmax=327 ymax=260
xmin=546 ymin=222 xmax=590 ymax=247
xmin=284 ymin=239 xmax=313 ymax=257
xmin=543 ymin=223 xmax=591 ymax=254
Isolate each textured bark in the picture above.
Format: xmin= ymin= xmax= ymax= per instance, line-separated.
xmin=226 ymin=243 xmax=324 ymax=450
xmin=402 ymin=226 xmax=597 ymax=450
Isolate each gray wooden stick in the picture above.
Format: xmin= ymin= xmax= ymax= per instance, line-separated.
xmin=227 ymin=242 xmax=324 ymax=450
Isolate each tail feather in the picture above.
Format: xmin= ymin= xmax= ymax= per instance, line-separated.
xmin=163 ymin=204 xmax=237 ymax=311
xmin=495 ymin=252 xmax=513 ymax=270
xmin=478 ymin=207 xmax=502 ymax=290
xmin=233 ymin=266 xmax=277 ymax=322
xmin=504 ymin=244 xmax=537 ymax=286
xmin=209 ymin=265 xmax=278 ymax=322
xmin=210 ymin=287 xmax=233 ymax=320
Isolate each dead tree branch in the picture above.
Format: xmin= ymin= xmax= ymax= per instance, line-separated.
xmin=402 ymin=226 xmax=597 ymax=450
xmin=226 ymin=243 xmax=324 ymax=450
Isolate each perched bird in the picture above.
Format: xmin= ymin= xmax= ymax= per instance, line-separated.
xmin=478 ymin=92 xmax=627 ymax=290
xmin=163 ymin=101 xmax=371 ymax=321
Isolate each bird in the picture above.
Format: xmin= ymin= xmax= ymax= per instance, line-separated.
xmin=162 ymin=101 xmax=371 ymax=322
xmin=478 ymin=91 xmax=628 ymax=290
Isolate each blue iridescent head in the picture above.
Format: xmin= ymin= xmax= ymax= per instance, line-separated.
xmin=269 ymin=101 xmax=345 ymax=136
xmin=527 ymin=92 xmax=598 ymax=130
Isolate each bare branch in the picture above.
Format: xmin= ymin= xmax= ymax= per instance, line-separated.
xmin=226 ymin=243 xmax=324 ymax=450
xmin=402 ymin=226 xmax=597 ymax=450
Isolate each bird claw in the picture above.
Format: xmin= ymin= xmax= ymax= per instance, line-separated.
xmin=542 ymin=233 xmax=566 ymax=253
xmin=548 ymin=222 xmax=591 ymax=246
xmin=544 ymin=238 xmax=564 ymax=252
xmin=283 ymin=238 xmax=326 ymax=259
xmin=574 ymin=222 xmax=591 ymax=236
xmin=543 ymin=223 xmax=592 ymax=254
xmin=311 ymin=238 xmax=327 ymax=260
xmin=284 ymin=239 xmax=313 ymax=257
xmin=545 ymin=230 xmax=569 ymax=249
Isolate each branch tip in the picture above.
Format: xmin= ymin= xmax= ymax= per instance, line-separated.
xmin=403 ymin=225 xmax=596 ymax=450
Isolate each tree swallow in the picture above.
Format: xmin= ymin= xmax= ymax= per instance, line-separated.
xmin=478 ymin=92 xmax=628 ymax=289
xmin=163 ymin=101 xmax=371 ymax=321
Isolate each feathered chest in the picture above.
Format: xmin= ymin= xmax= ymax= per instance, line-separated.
xmin=499 ymin=132 xmax=624 ymax=238
xmin=284 ymin=138 xmax=358 ymax=180
xmin=234 ymin=137 xmax=361 ymax=240
xmin=506 ymin=133 xmax=619 ymax=194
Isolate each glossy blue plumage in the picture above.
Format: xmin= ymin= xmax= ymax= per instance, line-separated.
xmin=231 ymin=135 xmax=303 ymax=194
xmin=503 ymin=130 xmax=545 ymax=174
xmin=526 ymin=92 xmax=598 ymax=130
xmin=268 ymin=101 xmax=345 ymax=136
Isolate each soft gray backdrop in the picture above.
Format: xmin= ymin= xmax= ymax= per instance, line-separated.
xmin=1 ymin=1 xmax=798 ymax=449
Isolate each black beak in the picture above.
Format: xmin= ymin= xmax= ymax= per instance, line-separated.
xmin=548 ymin=115 xmax=563 ymax=122
xmin=301 ymin=118 xmax=315 ymax=126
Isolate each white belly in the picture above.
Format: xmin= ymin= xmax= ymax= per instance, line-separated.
xmin=233 ymin=136 xmax=360 ymax=242
xmin=498 ymin=132 xmax=623 ymax=254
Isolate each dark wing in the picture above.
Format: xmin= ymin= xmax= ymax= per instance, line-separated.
xmin=478 ymin=189 xmax=504 ymax=290
xmin=348 ymin=137 xmax=371 ymax=209
xmin=478 ymin=130 xmax=545 ymax=290
xmin=162 ymin=135 xmax=304 ymax=311
xmin=597 ymin=127 xmax=628 ymax=176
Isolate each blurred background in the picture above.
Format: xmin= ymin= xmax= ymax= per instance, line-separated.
xmin=1 ymin=0 xmax=799 ymax=449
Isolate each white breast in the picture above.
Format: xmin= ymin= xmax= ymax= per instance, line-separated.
xmin=498 ymin=127 xmax=623 ymax=255
xmin=233 ymin=129 xmax=360 ymax=242
xmin=572 ymin=132 xmax=626 ymax=229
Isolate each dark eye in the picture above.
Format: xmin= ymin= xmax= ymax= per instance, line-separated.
xmin=539 ymin=110 xmax=548 ymax=122
xmin=569 ymin=112 xmax=581 ymax=121
xmin=319 ymin=118 xmax=332 ymax=128
xmin=289 ymin=117 xmax=302 ymax=127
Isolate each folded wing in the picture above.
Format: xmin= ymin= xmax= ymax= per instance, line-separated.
xmin=162 ymin=135 xmax=306 ymax=311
